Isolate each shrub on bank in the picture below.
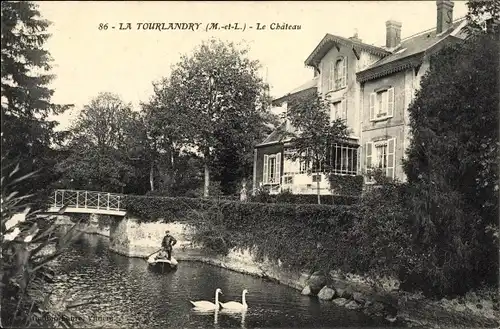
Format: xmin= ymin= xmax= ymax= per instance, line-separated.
xmin=1 ymin=162 xmax=89 ymax=328
xmin=122 ymin=195 xmax=214 ymax=222
xmin=188 ymin=199 xmax=357 ymax=272
xmin=249 ymin=190 xmax=359 ymax=205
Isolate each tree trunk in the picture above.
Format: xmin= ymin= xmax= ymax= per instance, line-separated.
xmin=149 ymin=162 xmax=155 ymax=192
xmin=203 ymin=148 xmax=210 ymax=198
xmin=317 ymin=180 xmax=321 ymax=205
xmin=204 ymin=162 xmax=210 ymax=198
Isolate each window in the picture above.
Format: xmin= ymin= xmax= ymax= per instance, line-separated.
xmin=327 ymin=143 xmax=358 ymax=175
xmin=299 ymin=158 xmax=309 ymax=173
xmin=328 ymin=57 xmax=347 ymax=91
xmin=283 ymin=176 xmax=293 ymax=184
xmin=330 ymin=99 xmax=347 ymax=122
xmin=263 ymin=153 xmax=281 ymax=184
xmin=370 ymin=87 xmax=394 ymax=121
xmin=334 ymin=58 xmax=346 ymax=88
xmin=365 ymin=138 xmax=396 ymax=179
xmin=312 ymin=174 xmax=322 ymax=183
xmin=283 ymin=148 xmax=310 ymax=174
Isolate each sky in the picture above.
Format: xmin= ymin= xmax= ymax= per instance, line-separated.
xmin=36 ymin=1 xmax=468 ymax=130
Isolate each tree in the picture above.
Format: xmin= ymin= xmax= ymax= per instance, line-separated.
xmin=285 ymin=92 xmax=350 ymax=204
xmin=1 ymin=1 xmax=71 ymax=203
xmin=140 ymin=78 xmax=193 ymax=194
xmin=466 ymin=0 xmax=500 ymax=35
xmin=403 ymin=25 xmax=499 ymax=293
xmin=211 ymin=107 xmax=277 ymax=195
xmin=57 ymin=93 xmax=140 ymax=193
xmin=166 ymin=39 xmax=272 ymax=197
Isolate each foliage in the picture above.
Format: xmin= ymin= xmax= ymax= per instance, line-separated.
xmin=284 ymin=91 xmax=350 ymax=204
xmin=122 ymin=195 xmax=215 ymax=222
xmin=466 ymin=0 xmax=500 ymax=35
xmin=403 ymin=31 xmax=499 ymax=294
xmin=1 ymin=161 xmax=90 ymax=328
xmin=189 ymin=201 xmax=236 ymax=256
xmin=249 ymin=190 xmax=359 ymax=205
xmin=57 ymin=93 xmax=143 ymax=193
xmin=165 ymin=39 xmax=275 ymax=197
xmin=1 ymin=1 xmax=72 ymax=203
xmin=140 ymin=77 xmax=196 ymax=193
xmin=335 ymin=179 xmax=412 ymax=280
xmin=143 ymin=152 xmax=205 ymax=198
xmin=328 ymin=175 xmax=364 ymax=197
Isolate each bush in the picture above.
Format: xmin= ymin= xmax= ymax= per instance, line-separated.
xmin=122 ymin=195 xmax=214 ymax=222
xmin=352 ymin=176 xmax=498 ymax=297
xmin=1 ymin=161 xmax=90 ymax=328
xmin=328 ymin=175 xmax=364 ymax=197
xmin=250 ymin=190 xmax=359 ymax=205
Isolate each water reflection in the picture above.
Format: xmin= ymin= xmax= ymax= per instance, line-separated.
xmin=49 ymin=233 xmax=392 ymax=328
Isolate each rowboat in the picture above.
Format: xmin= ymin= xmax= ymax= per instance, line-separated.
xmin=147 ymin=252 xmax=178 ymax=272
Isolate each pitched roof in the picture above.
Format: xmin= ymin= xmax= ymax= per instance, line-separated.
xmin=272 ymin=77 xmax=318 ymax=105
xmin=357 ymin=18 xmax=467 ymax=82
xmin=255 ymin=123 xmax=287 ymax=147
xmin=305 ymin=34 xmax=390 ymax=68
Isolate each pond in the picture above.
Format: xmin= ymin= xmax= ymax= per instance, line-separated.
xmin=49 ymin=233 xmax=396 ymax=328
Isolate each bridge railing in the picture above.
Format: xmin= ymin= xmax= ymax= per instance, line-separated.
xmin=50 ymin=189 xmax=124 ymax=211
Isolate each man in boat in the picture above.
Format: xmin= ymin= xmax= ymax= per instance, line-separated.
xmin=161 ymin=230 xmax=177 ymax=260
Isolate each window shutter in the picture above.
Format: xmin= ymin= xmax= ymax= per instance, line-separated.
xmin=387 ymin=138 xmax=396 ymax=179
xmin=276 ymin=152 xmax=281 ymax=183
xmin=341 ymin=99 xmax=347 ymax=121
xmin=342 ymin=57 xmax=347 ymax=87
xmin=365 ymin=142 xmax=373 ymax=169
xmin=263 ymin=154 xmax=269 ymax=183
xmin=388 ymin=87 xmax=395 ymax=117
xmin=382 ymin=91 xmax=389 ymax=115
xmin=369 ymin=93 xmax=376 ymax=120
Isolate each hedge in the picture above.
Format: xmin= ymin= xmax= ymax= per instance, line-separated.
xmin=249 ymin=193 xmax=359 ymax=205
xmin=122 ymin=195 xmax=215 ymax=222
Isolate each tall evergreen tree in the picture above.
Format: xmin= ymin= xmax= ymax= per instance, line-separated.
xmin=1 ymin=1 xmax=71 ymax=203
xmin=402 ymin=21 xmax=499 ymax=293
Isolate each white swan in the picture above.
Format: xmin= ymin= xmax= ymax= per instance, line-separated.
xmin=219 ymin=289 xmax=248 ymax=311
xmin=190 ymin=288 xmax=223 ymax=310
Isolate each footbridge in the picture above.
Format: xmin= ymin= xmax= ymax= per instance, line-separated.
xmin=47 ymin=189 xmax=126 ymax=216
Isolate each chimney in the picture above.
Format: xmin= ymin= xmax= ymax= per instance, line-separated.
xmin=385 ymin=20 xmax=402 ymax=48
xmin=349 ymin=28 xmax=362 ymax=43
xmin=436 ymin=0 xmax=454 ymax=34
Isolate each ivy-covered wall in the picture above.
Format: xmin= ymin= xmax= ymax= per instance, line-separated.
xmin=122 ymin=195 xmax=359 ymax=272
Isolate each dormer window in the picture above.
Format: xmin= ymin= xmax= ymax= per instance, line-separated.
xmin=328 ymin=57 xmax=347 ymax=91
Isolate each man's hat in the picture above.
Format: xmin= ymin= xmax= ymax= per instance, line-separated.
xmin=165 ymin=230 xmax=170 ymax=233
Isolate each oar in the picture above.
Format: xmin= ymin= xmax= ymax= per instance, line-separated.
xmin=145 ymin=248 xmax=162 ymax=259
